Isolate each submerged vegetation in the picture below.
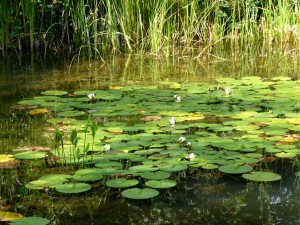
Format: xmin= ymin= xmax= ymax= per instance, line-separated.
xmin=1 ymin=0 xmax=300 ymax=58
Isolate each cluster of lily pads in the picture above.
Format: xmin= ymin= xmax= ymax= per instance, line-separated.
xmin=10 ymin=76 xmax=300 ymax=199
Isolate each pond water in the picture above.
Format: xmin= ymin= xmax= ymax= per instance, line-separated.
xmin=0 ymin=51 xmax=300 ymax=225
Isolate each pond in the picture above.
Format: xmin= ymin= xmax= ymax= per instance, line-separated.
xmin=0 ymin=51 xmax=300 ymax=225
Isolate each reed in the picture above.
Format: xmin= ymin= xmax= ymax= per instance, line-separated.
xmin=0 ymin=0 xmax=299 ymax=58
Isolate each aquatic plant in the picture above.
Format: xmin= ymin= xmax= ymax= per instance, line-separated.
xmin=12 ymin=76 xmax=300 ymax=202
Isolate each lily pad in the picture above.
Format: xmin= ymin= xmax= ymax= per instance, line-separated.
xmin=121 ymin=188 xmax=159 ymax=199
xmin=145 ymin=179 xmax=177 ymax=189
xmin=218 ymin=164 xmax=253 ymax=174
xmin=159 ymin=164 xmax=188 ymax=172
xmin=57 ymin=110 xmax=85 ymax=117
xmin=0 ymin=154 xmax=15 ymax=163
xmin=25 ymin=180 xmax=57 ymax=190
xmin=9 ymin=217 xmax=50 ymax=225
xmin=55 ymin=183 xmax=91 ymax=193
xmin=0 ymin=212 xmax=23 ymax=221
xmin=140 ymin=171 xmax=171 ymax=180
xmin=128 ymin=165 xmax=158 ymax=172
xmin=73 ymin=168 xmax=104 ymax=182
xmin=28 ymin=108 xmax=51 ymax=115
xmin=242 ymin=171 xmax=281 ymax=182
xmin=275 ymin=152 xmax=297 ymax=158
xmin=14 ymin=151 xmax=46 ymax=160
xmin=106 ymin=178 xmax=139 ymax=188
xmin=39 ymin=174 xmax=73 ymax=182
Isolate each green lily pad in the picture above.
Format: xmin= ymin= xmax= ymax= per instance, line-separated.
xmin=128 ymin=165 xmax=158 ymax=172
xmin=57 ymin=110 xmax=85 ymax=117
xmin=275 ymin=152 xmax=297 ymax=158
xmin=55 ymin=183 xmax=91 ymax=193
xmin=73 ymin=168 xmax=104 ymax=182
xmin=14 ymin=151 xmax=46 ymax=160
xmin=159 ymin=164 xmax=188 ymax=172
xmin=140 ymin=171 xmax=171 ymax=180
xmin=242 ymin=171 xmax=281 ymax=182
xmin=95 ymin=161 xmax=123 ymax=168
xmin=9 ymin=217 xmax=50 ymax=225
xmin=218 ymin=164 xmax=253 ymax=174
xmin=25 ymin=180 xmax=59 ymax=190
xmin=121 ymin=188 xmax=159 ymax=199
xmin=106 ymin=178 xmax=139 ymax=188
xmin=201 ymin=163 xmax=219 ymax=170
xmin=145 ymin=179 xmax=177 ymax=189
xmin=39 ymin=174 xmax=72 ymax=184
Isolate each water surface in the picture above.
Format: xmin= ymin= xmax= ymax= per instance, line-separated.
xmin=0 ymin=52 xmax=300 ymax=225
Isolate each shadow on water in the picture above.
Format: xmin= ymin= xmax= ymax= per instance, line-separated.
xmin=0 ymin=50 xmax=300 ymax=224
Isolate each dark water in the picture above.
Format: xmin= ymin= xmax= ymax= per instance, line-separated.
xmin=0 ymin=52 xmax=300 ymax=225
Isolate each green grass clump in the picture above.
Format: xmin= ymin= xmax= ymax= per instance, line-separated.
xmin=1 ymin=0 xmax=299 ymax=58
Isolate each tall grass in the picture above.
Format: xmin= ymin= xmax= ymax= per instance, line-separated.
xmin=0 ymin=0 xmax=299 ymax=58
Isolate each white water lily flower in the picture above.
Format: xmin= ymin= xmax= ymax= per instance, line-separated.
xmin=178 ymin=136 xmax=186 ymax=143
xmin=87 ymin=93 xmax=95 ymax=100
xmin=102 ymin=143 xmax=111 ymax=151
xmin=189 ymin=153 xmax=196 ymax=160
xmin=169 ymin=117 xmax=176 ymax=125
xmin=175 ymin=96 xmax=181 ymax=102
xmin=225 ymin=87 xmax=231 ymax=96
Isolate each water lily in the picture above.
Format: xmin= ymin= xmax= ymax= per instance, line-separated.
xmin=87 ymin=93 xmax=95 ymax=100
xmin=178 ymin=136 xmax=186 ymax=143
xmin=169 ymin=117 xmax=176 ymax=125
xmin=189 ymin=153 xmax=196 ymax=160
xmin=225 ymin=87 xmax=231 ymax=96
xmin=186 ymin=142 xmax=192 ymax=149
xmin=175 ymin=96 xmax=181 ymax=102
xmin=102 ymin=144 xmax=111 ymax=151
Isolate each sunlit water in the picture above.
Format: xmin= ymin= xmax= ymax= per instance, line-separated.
xmin=0 ymin=52 xmax=300 ymax=225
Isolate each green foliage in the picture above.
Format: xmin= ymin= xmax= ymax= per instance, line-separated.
xmin=1 ymin=0 xmax=299 ymax=57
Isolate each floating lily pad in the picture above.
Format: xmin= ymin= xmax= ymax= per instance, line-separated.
xmin=128 ymin=165 xmax=158 ymax=172
xmin=28 ymin=108 xmax=51 ymax=115
xmin=73 ymin=168 xmax=104 ymax=182
xmin=14 ymin=151 xmax=46 ymax=160
xmin=140 ymin=171 xmax=171 ymax=180
xmin=9 ymin=217 xmax=50 ymax=225
xmin=40 ymin=174 xmax=72 ymax=183
xmin=95 ymin=161 xmax=123 ymax=168
xmin=0 ymin=154 xmax=15 ymax=163
xmin=0 ymin=212 xmax=23 ymax=222
xmin=121 ymin=188 xmax=159 ymax=199
xmin=25 ymin=180 xmax=55 ymax=190
xmin=242 ymin=171 xmax=281 ymax=182
xmin=201 ymin=164 xmax=219 ymax=170
xmin=275 ymin=152 xmax=297 ymax=158
xmin=106 ymin=178 xmax=139 ymax=188
xmin=218 ymin=164 xmax=253 ymax=174
xmin=57 ymin=110 xmax=85 ymax=117
xmin=55 ymin=183 xmax=91 ymax=193
xmin=145 ymin=179 xmax=177 ymax=189
xmin=159 ymin=164 xmax=188 ymax=172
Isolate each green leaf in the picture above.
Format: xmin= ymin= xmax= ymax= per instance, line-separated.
xmin=242 ymin=171 xmax=281 ymax=182
xmin=121 ymin=188 xmax=159 ymax=199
